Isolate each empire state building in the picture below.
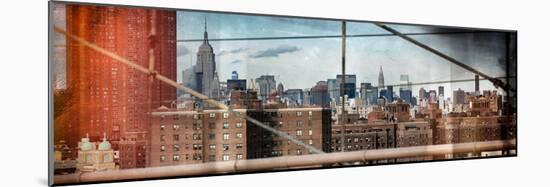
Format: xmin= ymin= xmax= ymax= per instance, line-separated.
xmin=195 ymin=19 xmax=220 ymax=101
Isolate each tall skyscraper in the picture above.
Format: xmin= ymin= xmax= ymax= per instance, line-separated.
xmin=399 ymin=88 xmax=412 ymax=104
xmin=475 ymin=75 xmax=480 ymax=93
xmin=285 ymin=89 xmax=304 ymax=106
xmin=428 ymin=90 xmax=437 ymax=103
xmin=367 ymin=86 xmax=378 ymax=106
xmin=195 ymin=19 xmax=220 ymax=100
xmin=453 ymin=88 xmax=466 ymax=105
xmin=336 ymin=74 xmax=357 ymax=99
xmin=311 ymin=81 xmax=330 ymax=107
xmin=277 ymin=82 xmax=285 ymax=97
xmin=327 ymin=79 xmax=338 ymax=102
xmin=419 ymin=87 xmax=427 ymax=100
xmin=255 ymin=75 xmax=276 ymax=102
xmin=360 ymin=83 xmax=371 ymax=100
xmin=387 ymin=85 xmax=394 ymax=103
xmin=438 ymin=86 xmax=444 ymax=97
xmin=378 ymin=66 xmax=385 ymax=88
xmin=400 ymin=74 xmax=411 ymax=90
xmin=64 ymin=5 xmax=177 ymax=168
xmin=360 ymin=82 xmax=378 ymax=105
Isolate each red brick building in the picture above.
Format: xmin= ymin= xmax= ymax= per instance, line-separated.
xmin=148 ymin=90 xmax=332 ymax=167
xmin=63 ymin=5 xmax=176 ymax=168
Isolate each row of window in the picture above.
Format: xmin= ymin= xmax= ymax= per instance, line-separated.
xmin=160 ymin=111 xmax=312 ymax=121
xmin=159 ymin=154 xmax=243 ymax=162
xmin=160 ymin=143 xmax=244 ymax=152
xmin=160 ymin=122 xmax=244 ymax=131
xmin=160 ymin=132 xmax=244 ymax=142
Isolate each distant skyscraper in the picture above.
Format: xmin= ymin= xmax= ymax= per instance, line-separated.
xmin=255 ymin=75 xmax=276 ymax=102
xmin=438 ymin=86 xmax=444 ymax=97
xmin=303 ymin=88 xmax=312 ymax=106
xmin=195 ymin=19 xmax=220 ymax=100
xmin=336 ymin=74 xmax=356 ymax=99
xmin=285 ymin=89 xmax=304 ymax=106
xmin=399 ymin=88 xmax=412 ymax=104
xmin=231 ymin=70 xmax=239 ymax=80
xmin=428 ymin=90 xmax=437 ymax=103
xmin=360 ymin=82 xmax=378 ymax=105
xmin=419 ymin=87 xmax=427 ymax=100
xmin=400 ymin=74 xmax=411 ymax=90
xmin=378 ymin=66 xmax=385 ymax=88
xmin=475 ymin=75 xmax=480 ymax=93
xmin=277 ymin=82 xmax=284 ymax=97
xmin=379 ymin=89 xmax=388 ymax=102
xmin=360 ymin=83 xmax=371 ymax=99
xmin=311 ymin=81 xmax=330 ymax=107
xmin=453 ymin=88 xmax=466 ymax=105
xmin=367 ymin=86 xmax=378 ymax=106
xmin=387 ymin=85 xmax=394 ymax=103
xmin=327 ymin=79 xmax=338 ymax=102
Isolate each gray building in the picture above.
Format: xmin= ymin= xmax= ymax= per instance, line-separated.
xmin=195 ymin=20 xmax=220 ymax=100
xmin=255 ymin=75 xmax=276 ymax=102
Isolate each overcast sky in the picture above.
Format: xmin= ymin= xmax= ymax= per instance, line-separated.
xmin=176 ymin=11 xmax=511 ymax=98
xmin=52 ymin=5 xmax=513 ymax=98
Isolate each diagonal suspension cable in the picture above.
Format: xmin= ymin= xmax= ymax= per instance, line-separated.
xmin=54 ymin=26 xmax=324 ymax=154
xmin=375 ymin=23 xmax=515 ymax=93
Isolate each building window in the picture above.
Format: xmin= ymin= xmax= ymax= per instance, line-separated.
xmin=160 ymin=135 xmax=165 ymax=141
xmin=308 ymin=111 xmax=313 ymax=116
xmin=223 ymin=112 xmax=229 ymax=119
xmin=208 ymin=155 xmax=216 ymax=161
xmin=236 ymin=122 xmax=243 ymax=128
xmin=209 ymin=113 xmax=216 ymax=118
xmin=193 ymin=134 xmax=201 ymax=140
xmin=209 ymin=122 xmax=215 ymax=129
xmin=296 ymin=149 xmax=302 ymax=155
xmin=223 ymin=144 xmax=229 ymax=151
xmin=223 ymin=133 xmax=229 ymax=140
xmin=193 ymin=114 xmax=199 ymax=120
xmin=296 ymin=130 xmax=303 ymax=136
xmin=223 ymin=123 xmax=229 ymax=129
xmin=160 ymin=145 xmax=165 ymax=152
xmin=193 ymin=154 xmax=202 ymax=160
xmin=193 ymin=144 xmax=202 ymax=150
xmin=308 ymin=130 xmax=313 ymax=136
xmin=173 ymin=134 xmax=180 ymax=141
xmin=297 ymin=111 xmax=302 ymax=116
xmin=209 ymin=144 xmax=216 ymax=150
xmin=173 ymin=124 xmax=180 ymax=131
xmin=236 ymin=132 xmax=243 ymax=139
xmin=160 ymin=155 xmax=165 ymax=162
xmin=173 ymin=154 xmax=180 ymax=161
xmin=223 ymin=154 xmax=230 ymax=161
xmin=160 ymin=125 xmax=165 ymax=131
xmin=308 ymin=139 xmax=313 ymax=145
xmin=236 ymin=143 xmax=243 ymax=149
xmin=208 ymin=133 xmax=215 ymax=140
xmin=236 ymin=154 xmax=243 ymax=160
xmin=173 ymin=144 xmax=180 ymax=152
xmin=297 ymin=120 xmax=303 ymax=127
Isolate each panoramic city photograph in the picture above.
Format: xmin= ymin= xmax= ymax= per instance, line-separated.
xmin=50 ymin=2 xmax=517 ymax=185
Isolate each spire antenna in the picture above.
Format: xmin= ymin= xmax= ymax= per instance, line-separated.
xmin=203 ymin=17 xmax=208 ymax=41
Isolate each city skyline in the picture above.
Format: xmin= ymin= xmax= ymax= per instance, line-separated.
xmin=52 ymin=6 xmax=510 ymax=99
xmin=175 ymin=11 xmax=510 ymax=98
xmin=50 ymin=3 xmax=516 ymax=185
